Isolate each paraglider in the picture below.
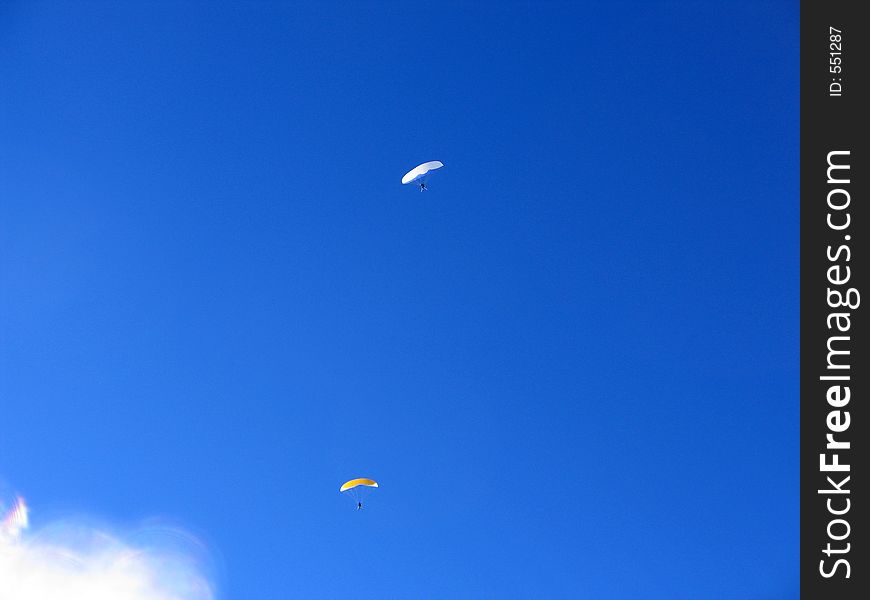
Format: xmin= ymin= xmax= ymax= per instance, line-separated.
xmin=340 ymin=478 xmax=378 ymax=510
xmin=402 ymin=161 xmax=443 ymax=191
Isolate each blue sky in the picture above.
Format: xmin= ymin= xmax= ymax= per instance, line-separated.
xmin=1 ymin=1 xmax=798 ymax=598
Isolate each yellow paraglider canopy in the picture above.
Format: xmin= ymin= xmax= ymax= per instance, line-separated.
xmin=340 ymin=478 xmax=378 ymax=492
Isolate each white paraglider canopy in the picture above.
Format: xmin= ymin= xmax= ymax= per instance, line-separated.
xmin=402 ymin=161 xmax=444 ymax=185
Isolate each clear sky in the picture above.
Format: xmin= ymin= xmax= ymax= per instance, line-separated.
xmin=1 ymin=1 xmax=798 ymax=598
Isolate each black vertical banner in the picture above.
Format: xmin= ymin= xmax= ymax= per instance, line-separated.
xmin=801 ymin=1 xmax=867 ymax=597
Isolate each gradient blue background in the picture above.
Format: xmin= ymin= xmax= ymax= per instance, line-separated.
xmin=1 ymin=1 xmax=798 ymax=598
